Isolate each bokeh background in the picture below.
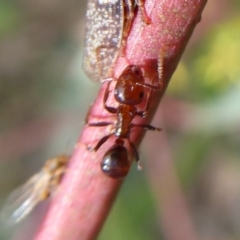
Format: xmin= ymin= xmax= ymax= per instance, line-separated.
xmin=0 ymin=0 xmax=240 ymax=239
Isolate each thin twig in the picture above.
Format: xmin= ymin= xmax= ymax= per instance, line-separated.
xmin=35 ymin=0 xmax=207 ymax=239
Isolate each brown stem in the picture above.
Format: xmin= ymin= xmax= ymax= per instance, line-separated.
xmin=35 ymin=0 xmax=207 ymax=239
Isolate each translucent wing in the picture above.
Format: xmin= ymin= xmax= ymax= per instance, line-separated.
xmin=82 ymin=0 xmax=124 ymax=81
xmin=0 ymin=171 xmax=49 ymax=225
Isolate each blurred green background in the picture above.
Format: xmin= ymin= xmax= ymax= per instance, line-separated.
xmin=0 ymin=0 xmax=240 ymax=239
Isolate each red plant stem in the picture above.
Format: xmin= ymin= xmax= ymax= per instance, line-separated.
xmin=35 ymin=0 xmax=207 ymax=239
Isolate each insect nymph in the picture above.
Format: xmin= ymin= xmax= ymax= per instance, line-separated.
xmin=82 ymin=0 xmax=149 ymax=82
xmin=0 ymin=155 xmax=68 ymax=225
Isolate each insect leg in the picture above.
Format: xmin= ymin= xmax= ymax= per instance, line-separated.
xmin=135 ymin=0 xmax=151 ymax=24
xmin=130 ymin=123 xmax=162 ymax=132
xmin=88 ymin=122 xmax=112 ymax=127
xmin=137 ymin=49 xmax=164 ymax=91
xmin=87 ymin=134 xmax=112 ymax=152
xmin=119 ymin=0 xmax=135 ymax=56
xmin=129 ymin=140 xmax=140 ymax=162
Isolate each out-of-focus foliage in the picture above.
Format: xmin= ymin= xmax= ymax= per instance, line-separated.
xmin=0 ymin=0 xmax=240 ymax=240
xmin=0 ymin=1 xmax=22 ymax=36
xmin=169 ymin=17 xmax=240 ymax=101
xmin=194 ymin=18 xmax=240 ymax=89
xmin=193 ymin=18 xmax=240 ymax=97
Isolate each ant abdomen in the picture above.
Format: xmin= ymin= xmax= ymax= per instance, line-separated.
xmin=101 ymin=144 xmax=131 ymax=179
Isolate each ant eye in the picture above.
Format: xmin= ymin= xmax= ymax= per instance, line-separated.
xmin=139 ymin=92 xmax=144 ymax=99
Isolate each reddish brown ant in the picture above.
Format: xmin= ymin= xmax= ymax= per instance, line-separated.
xmin=87 ymin=59 xmax=163 ymax=179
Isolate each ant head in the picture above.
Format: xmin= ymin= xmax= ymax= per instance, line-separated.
xmin=101 ymin=142 xmax=130 ymax=179
xmin=114 ymin=65 xmax=145 ymax=105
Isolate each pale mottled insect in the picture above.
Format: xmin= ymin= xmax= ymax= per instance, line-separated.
xmin=0 ymin=155 xmax=68 ymax=225
xmin=82 ymin=0 xmax=149 ymax=82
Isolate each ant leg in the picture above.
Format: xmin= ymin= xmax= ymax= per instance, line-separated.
xmin=88 ymin=122 xmax=112 ymax=127
xmin=85 ymin=83 xmax=116 ymax=123
xmin=135 ymin=0 xmax=151 ymax=25
xmin=129 ymin=140 xmax=143 ymax=169
xmin=86 ymin=98 xmax=113 ymax=127
xmin=87 ymin=122 xmax=113 ymax=149
xmin=130 ymin=123 xmax=162 ymax=132
xmin=87 ymin=120 xmax=113 ymax=152
xmin=103 ymin=81 xmax=118 ymax=114
xmin=129 ymin=141 xmax=140 ymax=162
xmin=87 ymin=134 xmax=112 ymax=152
xmin=137 ymin=49 xmax=164 ymax=91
